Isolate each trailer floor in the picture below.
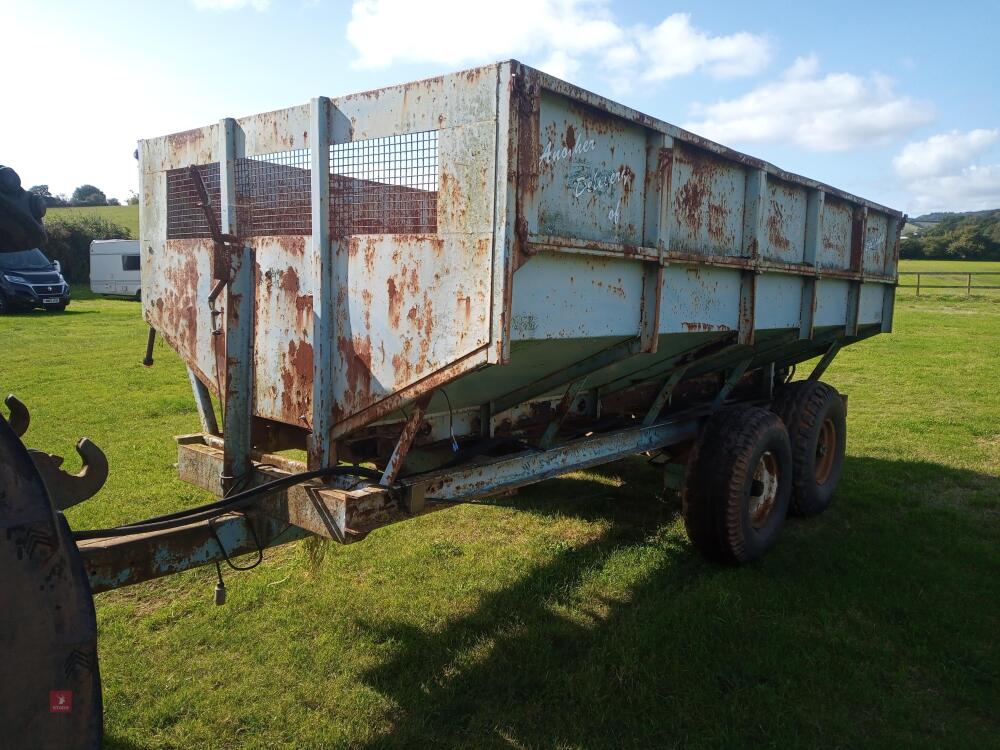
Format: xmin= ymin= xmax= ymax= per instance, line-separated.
xmin=1 ymin=279 xmax=997 ymax=749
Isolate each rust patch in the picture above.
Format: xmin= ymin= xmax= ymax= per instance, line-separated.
xmin=280 ymin=235 xmax=306 ymax=256
xmin=280 ymin=266 xmax=300 ymax=296
xmin=565 ymin=124 xmax=576 ymax=151
xmin=281 ymin=340 xmax=314 ymax=422
xmin=708 ymin=203 xmax=727 ymax=244
xmin=339 ymin=335 xmax=373 ymax=399
xmin=767 ymin=199 xmax=790 ymax=252
xmin=682 ymin=321 xmax=728 ymax=332
xmin=674 ymin=147 xmax=729 ymax=242
xmin=387 ymin=277 xmax=402 ymax=328
xmin=361 ymin=288 xmax=373 ymax=331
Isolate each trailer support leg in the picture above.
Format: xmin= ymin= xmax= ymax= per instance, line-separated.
xmin=539 ymin=377 xmax=588 ymax=449
xmin=808 ymin=341 xmax=841 ymax=381
xmin=380 ymin=393 xmax=433 ymax=486
xmin=188 ymin=368 xmax=219 ymax=435
xmin=642 ymin=366 xmax=688 ymax=426
xmin=712 ymin=357 xmax=752 ymax=408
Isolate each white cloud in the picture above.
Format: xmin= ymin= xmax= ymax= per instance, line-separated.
xmin=894 ymin=129 xmax=1000 ymax=212
xmin=893 ymin=128 xmax=998 ymax=180
xmin=192 ymin=0 xmax=270 ymax=10
xmin=683 ymin=56 xmax=935 ymax=152
xmin=346 ymin=1 xmax=769 ymax=84
xmin=631 ymin=13 xmax=770 ymax=82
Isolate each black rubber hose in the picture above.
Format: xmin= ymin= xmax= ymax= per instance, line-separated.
xmin=72 ymin=465 xmax=381 ymax=540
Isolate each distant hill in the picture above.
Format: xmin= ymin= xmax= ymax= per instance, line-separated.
xmin=900 ymin=209 xmax=1000 ymax=261
xmin=911 ymin=209 xmax=998 ymax=223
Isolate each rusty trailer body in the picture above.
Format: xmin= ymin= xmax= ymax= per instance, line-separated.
xmin=138 ymin=60 xmax=900 ymax=492
xmin=2 ymin=63 xmax=903 ymax=748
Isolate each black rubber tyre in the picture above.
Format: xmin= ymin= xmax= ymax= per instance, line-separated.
xmin=771 ymin=380 xmax=847 ymax=517
xmin=134 ymin=288 xmax=142 ymax=302
xmin=0 ymin=292 xmax=7 ymax=314
xmin=682 ymin=406 xmax=793 ymax=564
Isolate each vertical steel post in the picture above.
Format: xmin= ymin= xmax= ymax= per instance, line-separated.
xmin=800 ymin=189 xmax=823 ymax=340
xmin=309 ymin=97 xmax=335 ymax=470
xmin=881 ymin=215 xmax=900 ymax=333
xmin=219 ymin=117 xmax=253 ymax=488
xmin=968 ymin=273 xmax=972 ymax=297
xmin=916 ymin=273 xmax=921 ymax=297
xmin=739 ymin=168 xmax=766 ymax=346
xmin=639 ymin=133 xmax=671 ymax=354
xmin=846 ymin=205 xmax=867 ymax=337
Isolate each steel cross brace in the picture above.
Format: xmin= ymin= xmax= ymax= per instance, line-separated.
xmin=538 ymin=377 xmax=589 ymax=449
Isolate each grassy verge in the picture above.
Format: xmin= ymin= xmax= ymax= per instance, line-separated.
xmin=45 ymin=205 xmax=140 ymax=237
xmin=0 ymin=279 xmax=997 ymax=748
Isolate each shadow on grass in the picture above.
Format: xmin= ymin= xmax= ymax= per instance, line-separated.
xmin=101 ymin=455 xmax=999 ymax=749
xmin=349 ymin=455 xmax=999 ymax=748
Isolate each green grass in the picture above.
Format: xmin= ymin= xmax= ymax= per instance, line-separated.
xmin=45 ymin=204 xmax=140 ymax=237
xmin=1 ymin=278 xmax=998 ymax=748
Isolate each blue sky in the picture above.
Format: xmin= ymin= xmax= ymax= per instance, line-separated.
xmin=3 ymin=0 xmax=998 ymax=216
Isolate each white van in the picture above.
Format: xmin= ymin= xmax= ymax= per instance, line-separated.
xmin=90 ymin=240 xmax=141 ymax=299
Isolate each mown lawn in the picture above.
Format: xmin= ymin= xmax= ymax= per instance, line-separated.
xmin=0 ymin=280 xmax=997 ymax=749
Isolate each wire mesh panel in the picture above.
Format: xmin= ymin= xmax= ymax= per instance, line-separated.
xmin=235 ymin=149 xmax=311 ymax=236
xmin=166 ymin=163 xmax=221 ymax=239
xmin=329 ymin=131 xmax=438 ymax=235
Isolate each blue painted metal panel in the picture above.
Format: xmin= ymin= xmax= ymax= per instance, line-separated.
xmin=659 ymin=266 xmax=740 ymax=333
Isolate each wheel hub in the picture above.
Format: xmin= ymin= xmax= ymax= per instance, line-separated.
xmin=748 ymin=451 xmax=779 ymax=529
xmin=815 ymin=418 xmax=836 ymax=485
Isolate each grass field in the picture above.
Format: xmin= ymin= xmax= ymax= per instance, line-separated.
xmin=1 ymin=277 xmax=998 ymax=748
xmin=898 ymin=259 xmax=1000 ymax=299
xmin=45 ymin=205 xmax=140 ymax=237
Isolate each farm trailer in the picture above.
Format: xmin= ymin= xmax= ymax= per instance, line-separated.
xmin=1 ymin=60 xmax=902 ymax=748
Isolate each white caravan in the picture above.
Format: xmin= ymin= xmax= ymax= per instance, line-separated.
xmin=90 ymin=240 xmax=141 ymax=299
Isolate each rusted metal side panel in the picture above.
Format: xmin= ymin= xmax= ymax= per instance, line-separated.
xmin=145 ymin=239 xmax=225 ymax=394
xmin=252 ymin=236 xmax=313 ymax=428
xmin=534 ymin=90 xmax=646 ymax=247
xmin=238 ymin=104 xmax=311 ymax=156
xmin=141 ymin=124 xmax=219 ymax=174
xmin=814 ymin=279 xmax=851 ymax=328
xmin=510 ymin=253 xmax=643 ymax=340
xmin=325 ymin=71 xmax=501 ymax=431
xmin=328 ymin=64 xmax=500 ymax=142
xmin=333 ymin=232 xmax=493 ymax=421
xmin=763 ymin=178 xmax=807 ymax=264
xmin=863 ymin=211 xmax=890 ymax=275
xmin=819 ymin=196 xmax=854 ymax=271
xmin=669 ymin=144 xmax=746 ymax=257
xmin=659 ymin=266 xmax=741 ymax=333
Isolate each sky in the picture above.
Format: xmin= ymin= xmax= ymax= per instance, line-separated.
xmin=2 ymin=0 xmax=998 ymax=217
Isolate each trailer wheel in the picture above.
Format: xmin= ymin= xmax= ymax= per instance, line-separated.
xmin=771 ymin=380 xmax=846 ymax=516
xmin=682 ymin=406 xmax=792 ymax=564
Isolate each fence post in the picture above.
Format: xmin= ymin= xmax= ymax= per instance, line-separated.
xmin=916 ymin=273 xmax=921 ymax=297
xmin=968 ymin=273 xmax=972 ymax=297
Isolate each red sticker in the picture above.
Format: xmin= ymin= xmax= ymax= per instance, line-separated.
xmin=49 ymin=690 xmax=73 ymax=713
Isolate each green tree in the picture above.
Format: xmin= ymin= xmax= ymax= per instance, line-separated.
xmin=70 ymin=184 xmax=107 ymax=206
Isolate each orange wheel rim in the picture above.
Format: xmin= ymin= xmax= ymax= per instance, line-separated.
xmin=815 ymin=418 xmax=836 ymax=485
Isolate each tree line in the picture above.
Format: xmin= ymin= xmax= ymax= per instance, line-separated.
xmin=28 ymin=184 xmax=138 ymax=208
xmin=900 ymin=210 xmax=1000 ymax=261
